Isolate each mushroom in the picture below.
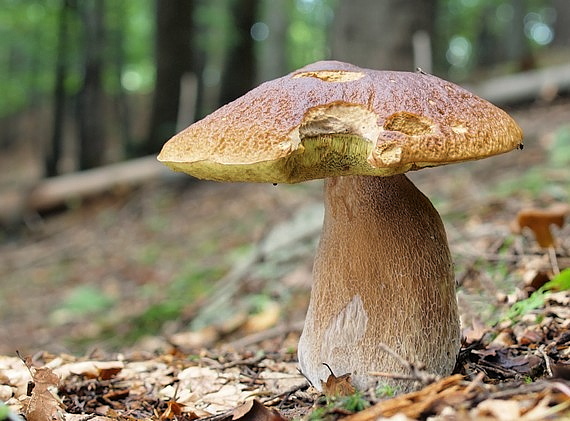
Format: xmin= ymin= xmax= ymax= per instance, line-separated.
xmin=158 ymin=61 xmax=523 ymax=392
xmin=514 ymin=205 xmax=569 ymax=249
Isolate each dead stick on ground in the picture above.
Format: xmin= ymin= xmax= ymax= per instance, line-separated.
xmin=539 ymin=345 xmax=553 ymax=377
xmin=369 ymin=343 xmax=439 ymax=385
xmin=548 ymin=246 xmax=560 ymax=276
xmin=463 ymin=371 xmax=485 ymax=396
xmin=227 ymin=320 xmax=305 ymax=349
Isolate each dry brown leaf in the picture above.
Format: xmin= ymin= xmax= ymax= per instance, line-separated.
xmin=21 ymin=364 xmax=63 ymax=421
xmin=98 ymin=366 xmax=123 ymax=381
xmin=231 ymin=399 xmax=287 ymax=421
xmin=342 ymin=374 xmax=464 ymax=421
xmin=320 ymin=364 xmax=356 ymax=397
xmin=52 ymin=360 xmax=124 ymax=381
xmin=159 ymin=400 xmax=184 ymax=420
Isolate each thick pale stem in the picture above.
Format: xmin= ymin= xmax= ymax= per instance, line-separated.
xmin=298 ymin=174 xmax=460 ymax=392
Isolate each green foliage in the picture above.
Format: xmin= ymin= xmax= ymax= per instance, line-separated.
xmin=127 ymin=301 xmax=181 ymax=337
xmin=0 ymin=0 xmax=58 ymax=115
xmin=493 ymin=124 xmax=570 ymax=206
xmin=337 ymin=392 xmax=370 ymax=412
xmin=505 ymin=268 xmax=570 ymax=323
xmin=308 ymin=392 xmax=370 ymax=420
xmin=376 ymin=383 xmax=399 ymax=398
xmin=549 ymin=126 xmax=570 ymax=168
xmin=288 ymin=0 xmax=337 ymax=69
xmin=125 ymin=266 xmax=222 ymax=342
xmin=195 ymin=0 xmax=234 ymax=63
xmin=0 ymin=0 xmax=153 ymax=118
xmin=0 ymin=402 xmax=9 ymax=420
xmin=434 ymin=0 xmax=556 ymax=79
xmin=58 ymin=285 xmax=115 ymax=317
xmin=544 ymin=268 xmax=570 ymax=291
xmin=495 ymin=169 xmax=569 ymax=201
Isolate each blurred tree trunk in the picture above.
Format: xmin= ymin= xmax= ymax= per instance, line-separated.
xmin=503 ymin=0 xmax=535 ymax=71
xmin=46 ymin=0 xmax=73 ymax=177
xmin=145 ymin=0 xmax=195 ymax=155
xmin=552 ymin=0 xmax=570 ymax=47
xmin=257 ymin=0 xmax=289 ymax=83
xmin=218 ymin=0 xmax=259 ymax=105
xmin=331 ymin=0 xmax=436 ymax=71
xmin=76 ymin=0 xmax=107 ymax=170
xmin=108 ymin=1 xmax=133 ymax=158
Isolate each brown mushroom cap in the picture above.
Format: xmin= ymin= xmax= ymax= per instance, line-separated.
xmin=158 ymin=60 xmax=523 ymax=183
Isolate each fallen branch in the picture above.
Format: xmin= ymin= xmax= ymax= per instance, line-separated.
xmin=25 ymin=155 xmax=178 ymax=212
xmin=369 ymin=343 xmax=440 ymax=386
xmin=465 ymin=63 xmax=570 ymax=105
xmin=226 ymin=320 xmax=305 ymax=350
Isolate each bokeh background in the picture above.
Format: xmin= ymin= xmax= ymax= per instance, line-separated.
xmin=1 ymin=0 xmax=569 ymax=356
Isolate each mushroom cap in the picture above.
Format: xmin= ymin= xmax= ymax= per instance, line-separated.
xmin=158 ymin=60 xmax=523 ymax=183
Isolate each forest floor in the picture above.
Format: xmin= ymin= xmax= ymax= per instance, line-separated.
xmin=1 ymin=97 xmax=570 ymax=420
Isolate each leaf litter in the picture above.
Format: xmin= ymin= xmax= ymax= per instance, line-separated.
xmin=2 ymin=100 xmax=570 ymax=419
xmin=2 ymin=197 xmax=570 ymax=420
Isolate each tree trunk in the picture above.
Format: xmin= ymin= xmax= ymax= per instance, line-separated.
xmin=108 ymin=1 xmax=133 ymax=158
xmin=76 ymin=0 xmax=107 ymax=170
xmin=256 ymin=0 xmax=288 ymax=83
xmin=145 ymin=0 xmax=195 ymax=156
xmin=218 ymin=0 xmax=259 ymax=105
xmin=46 ymin=0 xmax=73 ymax=177
xmin=503 ymin=0 xmax=534 ymax=71
xmin=552 ymin=0 xmax=570 ymax=47
xmin=331 ymin=0 xmax=436 ymax=71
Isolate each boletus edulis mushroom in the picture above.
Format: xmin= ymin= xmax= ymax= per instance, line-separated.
xmin=158 ymin=61 xmax=523 ymax=392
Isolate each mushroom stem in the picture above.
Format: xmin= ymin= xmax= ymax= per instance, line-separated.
xmin=297 ymin=174 xmax=460 ymax=392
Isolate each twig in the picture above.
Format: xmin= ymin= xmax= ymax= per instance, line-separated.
xmin=462 ymin=371 xmax=485 ymax=396
xmin=551 ymin=381 xmax=570 ymax=397
xmin=218 ymin=352 xmax=267 ymax=370
xmin=226 ymin=320 xmax=304 ymax=349
xmin=297 ymin=367 xmax=314 ymax=388
xmin=261 ymin=381 xmax=310 ymax=407
xmin=485 ymin=380 xmax=556 ymax=400
xmin=538 ymin=344 xmax=553 ymax=377
xmin=548 ymin=246 xmax=560 ymax=276
xmin=369 ymin=343 xmax=439 ymax=385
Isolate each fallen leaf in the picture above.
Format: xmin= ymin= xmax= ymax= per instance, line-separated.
xmin=342 ymin=374 xmax=464 ymax=420
xmin=52 ymin=361 xmax=124 ymax=381
xmin=159 ymin=400 xmax=184 ymax=420
xmin=231 ymin=399 xmax=287 ymax=421
xmin=320 ymin=364 xmax=356 ymax=397
xmin=21 ymin=364 xmax=63 ymax=421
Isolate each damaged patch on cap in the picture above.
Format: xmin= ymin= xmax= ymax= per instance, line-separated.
xmin=282 ymin=104 xmax=384 ymax=181
xmin=296 ymin=103 xmax=381 ymax=141
xmin=383 ymin=111 xmax=434 ymax=135
xmin=293 ymin=70 xmax=365 ymax=82
xmin=367 ymin=112 xmax=437 ymax=167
